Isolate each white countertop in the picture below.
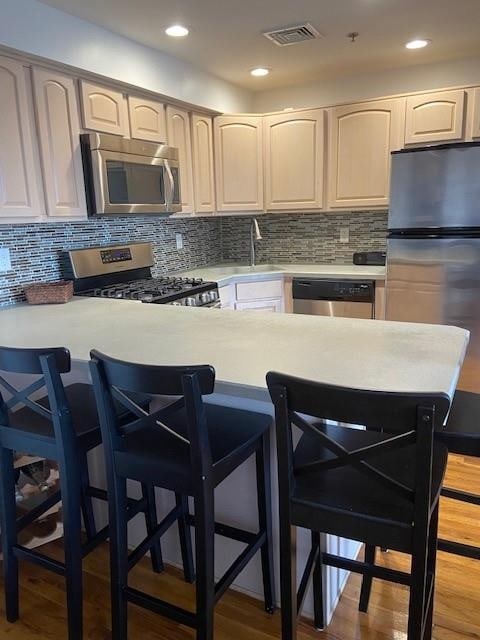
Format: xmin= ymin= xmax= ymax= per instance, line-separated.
xmin=176 ymin=263 xmax=386 ymax=285
xmin=0 ymin=298 xmax=467 ymax=401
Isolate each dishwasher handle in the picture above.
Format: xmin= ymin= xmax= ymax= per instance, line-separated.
xmin=292 ymin=278 xmax=374 ymax=303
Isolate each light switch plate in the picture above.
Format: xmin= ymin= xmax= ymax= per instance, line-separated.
xmin=175 ymin=233 xmax=183 ymax=250
xmin=339 ymin=227 xmax=350 ymax=244
xmin=0 ymin=248 xmax=12 ymax=273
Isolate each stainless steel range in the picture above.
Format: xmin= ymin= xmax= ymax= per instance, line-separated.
xmin=68 ymin=242 xmax=220 ymax=308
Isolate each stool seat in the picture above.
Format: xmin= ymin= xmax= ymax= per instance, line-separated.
xmin=292 ymin=424 xmax=448 ymax=550
xmin=116 ymin=403 xmax=272 ymax=494
xmin=437 ymin=389 xmax=480 ymax=456
xmin=8 ymin=383 xmax=149 ymax=451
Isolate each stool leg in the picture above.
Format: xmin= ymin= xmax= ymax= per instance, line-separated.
xmin=256 ymin=433 xmax=275 ymax=614
xmin=141 ymin=484 xmax=163 ymax=574
xmin=407 ymin=523 xmax=430 ymax=639
xmin=359 ymin=545 xmax=376 ymax=612
xmin=110 ymin=474 xmax=128 ymax=640
xmin=194 ymin=488 xmax=215 ymax=640
xmin=423 ymin=503 xmax=440 ymax=640
xmin=311 ymin=531 xmax=325 ymax=630
xmin=279 ymin=520 xmax=297 ymax=640
xmin=59 ymin=459 xmax=83 ymax=640
xmin=0 ymin=446 xmax=19 ymax=622
xmin=79 ymin=449 xmax=97 ymax=541
xmin=175 ymin=493 xmax=195 ymax=583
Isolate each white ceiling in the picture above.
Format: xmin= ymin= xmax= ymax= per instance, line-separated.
xmin=38 ymin=0 xmax=480 ymax=91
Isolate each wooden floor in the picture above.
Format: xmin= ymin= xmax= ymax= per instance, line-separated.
xmin=0 ymin=454 xmax=478 ymax=640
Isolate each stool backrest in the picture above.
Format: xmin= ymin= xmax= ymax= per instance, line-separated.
xmin=89 ymin=349 xmax=216 ymax=481
xmin=0 ymin=346 xmax=75 ymax=458
xmin=266 ymin=371 xmax=450 ymax=524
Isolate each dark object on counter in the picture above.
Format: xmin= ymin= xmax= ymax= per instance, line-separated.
xmin=0 ymin=345 xmax=170 ymax=640
xmin=353 ymin=251 xmax=386 ymax=266
xmin=267 ymin=370 xmax=449 ymax=639
xmin=24 ymin=280 xmax=73 ymax=304
xmin=89 ymin=349 xmax=276 ymax=640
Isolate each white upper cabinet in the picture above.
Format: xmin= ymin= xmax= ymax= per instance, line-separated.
xmin=264 ymin=109 xmax=325 ymax=210
xmin=214 ymin=115 xmax=264 ymax=212
xmin=0 ymin=56 xmax=44 ymax=219
xmin=80 ymin=80 xmax=128 ymax=136
xmin=166 ymin=106 xmax=194 ymax=214
xmin=405 ymin=90 xmax=465 ymax=144
xmin=191 ymin=113 xmax=215 ymax=213
xmin=470 ymin=88 xmax=480 ymax=139
xmin=128 ymin=96 xmax=167 ymax=143
xmin=33 ymin=68 xmax=87 ymax=218
xmin=327 ymin=99 xmax=405 ymax=209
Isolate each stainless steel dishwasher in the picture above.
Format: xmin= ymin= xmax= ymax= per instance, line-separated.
xmin=292 ymin=278 xmax=375 ymax=318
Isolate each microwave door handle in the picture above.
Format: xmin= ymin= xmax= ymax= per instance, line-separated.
xmin=164 ymin=160 xmax=174 ymax=211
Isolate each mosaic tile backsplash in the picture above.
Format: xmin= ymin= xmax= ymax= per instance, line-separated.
xmin=220 ymin=211 xmax=388 ymax=264
xmin=0 ymin=211 xmax=388 ymax=306
xmin=0 ymin=216 xmax=222 ymax=306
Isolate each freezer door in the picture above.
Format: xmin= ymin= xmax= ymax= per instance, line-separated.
xmin=386 ymin=237 xmax=480 ymax=391
xmin=389 ymin=145 xmax=480 ymax=230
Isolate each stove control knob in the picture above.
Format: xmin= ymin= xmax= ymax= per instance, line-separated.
xmin=200 ymin=293 xmax=210 ymax=304
xmin=209 ymin=290 xmax=219 ymax=302
xmin=185 ymin=297 xmax=196 ymax=306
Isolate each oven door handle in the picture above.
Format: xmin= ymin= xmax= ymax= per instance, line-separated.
xmin=164 ymin=159 xmax=174 ymax=211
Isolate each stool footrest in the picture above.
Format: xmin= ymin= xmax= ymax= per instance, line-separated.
xmin=441 ymin=487 xmax=480 ymax=506
xmin=186 ymin=513 xmax=258 ymax=545
xmin=126 ymin=587 xmax=197 ymax=628
xmin=13 ymin=544 xmax=65 ymax=576
xmin=438 ymin=538 xmax=480 ymax=560
xmin=128 ymin=503 xmax=182 ymax=572
xmin=214 ymin=530 xmax=266 ymax=603
xmin=17 ymin=490 xmax=61 ymax=532
xmin=82 ymin=524 xmax=110 ymax=557
xmin=322 ymin=552 xmax=411 ymax=586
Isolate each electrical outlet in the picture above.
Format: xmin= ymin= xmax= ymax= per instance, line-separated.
xmin=339 ymin=227 xmax=350 ymax=244
xmin=0 ymin=248 xmax=12 ymax=273
xmin=175 ymin=233 xmax=183 ymax=250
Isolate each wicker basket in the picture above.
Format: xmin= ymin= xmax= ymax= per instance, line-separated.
xmin=24 ymin=280 xmax=74 ymax=305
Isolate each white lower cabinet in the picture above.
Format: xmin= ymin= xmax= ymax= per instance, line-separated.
xmin=220 ymin=278 xmax=284 ymax=312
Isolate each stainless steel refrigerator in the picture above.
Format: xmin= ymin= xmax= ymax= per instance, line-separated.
xmin=386 ymin=142 xmax=480 ymax=392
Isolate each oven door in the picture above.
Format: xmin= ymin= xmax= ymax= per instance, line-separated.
xmin=90 ymin=149 xmax=181 ymax=215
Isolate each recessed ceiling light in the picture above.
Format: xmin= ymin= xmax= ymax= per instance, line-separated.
xmin=165 ymin=24 xmax=189 ymax=37
xmin=405 ymin=39 xmax=431 ymax=50
xmin=250 ymin=67 xmax=270 ymax=77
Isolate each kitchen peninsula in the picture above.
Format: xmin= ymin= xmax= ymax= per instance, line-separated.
xmin=0 ymin=299 xmax=469 ymax=623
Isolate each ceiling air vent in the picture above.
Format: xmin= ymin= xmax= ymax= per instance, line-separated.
xmin=263 ymin=23 xmax=321 ymax=47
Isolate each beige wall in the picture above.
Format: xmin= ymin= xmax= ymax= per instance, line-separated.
xmin=253 ymin=55 xmax=480 ymax=113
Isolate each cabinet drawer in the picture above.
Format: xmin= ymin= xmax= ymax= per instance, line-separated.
xmin=235 ymin=299 xmax=282 ymax=312
xmin=236 ymin=279 xmax=283 ymax=301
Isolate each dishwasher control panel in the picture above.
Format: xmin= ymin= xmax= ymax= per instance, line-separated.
xmin=292 ymin=279 xmax=374 ymax=302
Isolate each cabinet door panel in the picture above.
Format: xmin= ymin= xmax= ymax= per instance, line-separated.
xmin=0 ymin=57 xmax=44 ymax=218
xmin=128 ymin=96 xmax=166 ymax=143
xmin=80 ymin=80 xmax=128 ymax=136
xmin=191 ymin=113 xmax=215 ymax=213
xmin=265 ymin=109 xmax=324 ymax=210
xmin=327 ymin=99 xmax=404 ymax=209
xmin=34 ymin=68 xmax=87 ymax=218
xmin=214 ymin=115 xmax=263 ymax=211
xmin=166 ymin=106 xmax=194 ymax=214
xmin=405 ymin=90 xmax=465 ymax=144
xmin=235 ymin=299 xmax=282 ymax=312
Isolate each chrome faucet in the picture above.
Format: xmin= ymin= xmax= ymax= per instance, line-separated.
xmin=250 ymin=218 xmax=263 ymax=266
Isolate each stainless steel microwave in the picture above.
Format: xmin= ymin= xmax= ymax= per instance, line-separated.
xmin=81 ymin=132 xmax=182 ymax=215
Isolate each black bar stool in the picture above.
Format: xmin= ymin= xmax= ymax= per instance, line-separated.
xmin=0 ymin=346 xmax=186 ymax=640
xmin=89 ymin=349 xmax=276 ymax=640
xmin=359 ymin=388 xmax=480 ymax=613
xmin=267 ymin=371 xmax=450 ymax=640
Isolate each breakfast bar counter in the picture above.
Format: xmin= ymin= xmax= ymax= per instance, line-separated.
xmin=0 ymin=298 xmax=469 ymax=624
